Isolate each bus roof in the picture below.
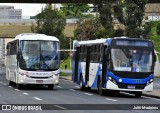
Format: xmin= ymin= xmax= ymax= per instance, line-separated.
xmin=77 ymin=39 xmax=108 ymax=45
xmin=14 ymin=33 xmax=59 ymax=41
xmin=74 ymin=37 xmax=153 ymax=47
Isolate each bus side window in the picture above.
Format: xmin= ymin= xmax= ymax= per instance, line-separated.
xmin=10 ymin=40 xmax=17 ymax=55
xmin=6 ymin=44 xmax=10 ymax=55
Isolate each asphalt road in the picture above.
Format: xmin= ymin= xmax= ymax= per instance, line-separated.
xmin=0 ymin=73 xmax=160 ymax=113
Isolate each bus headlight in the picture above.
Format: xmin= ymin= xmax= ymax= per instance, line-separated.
xmin=146 ymin=79 xmax=153 ymax=86
xmin=150 ymin=79 xmax=153 ymax=82
xmin=55 ymin=73 xmax=59 ymax=76
xmin=19 ymin=72 xmax=29 ymax=78
xmin=51 ymin=73 xmax=59 ymax=78
xmin=108 ymin=76 xmax=117 ymax=84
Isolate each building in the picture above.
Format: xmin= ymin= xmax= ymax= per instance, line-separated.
xmin=0 ymin=5 xmax=22 ymax=66
xmin=145 ymin=4 xmax=160 ymax=21
xmin=0 ymin=5 xmax=22 ymax=19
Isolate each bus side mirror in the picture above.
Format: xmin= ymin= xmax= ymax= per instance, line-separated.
xmin=153 ymin=54 xmax=157 ymax=63
xmin=17 ymin=52 xmax=20 ymax=60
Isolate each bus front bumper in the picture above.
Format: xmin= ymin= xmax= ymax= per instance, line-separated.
xmin=17 ymin=76 xmax=59 ymax=85
xmin=106 ymin=80 xmax=153 ymax=92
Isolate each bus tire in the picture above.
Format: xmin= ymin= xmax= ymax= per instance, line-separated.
xmin=135 ymin=92 xmax=142 ymax=98
xmin=9 ymin=81 xmax=14 ymax=86
xmin=48 ymin=85 xmax=54 ymax=90
xmin=98 ymin=80 xmax=105 ymax=95
xmin=17 ymin=84 xmax=23 ymax=89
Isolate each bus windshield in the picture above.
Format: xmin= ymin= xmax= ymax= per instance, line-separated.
xmin=111 ymin=48 xmax=153 ymax=72
xmin=19 ymin=40 xmax=59 ymax=70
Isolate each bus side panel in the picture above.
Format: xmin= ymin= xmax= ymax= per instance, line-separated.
xmin=6 ymin=55 xmax=10 ymax=81
xmin=80 ymin=62 xmax=86 ymax=85
xmin=9 ymin=55 xmax=18 ymax=83
xmin=89 ymin=63 xmax=101 ymax=88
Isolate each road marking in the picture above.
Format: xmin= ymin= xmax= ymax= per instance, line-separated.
xmin=105 ymin=98 xmax=118 ymax=102
xmin=8 ymin=86 xmax=12 ymax=88
xmin=56 ymin=86 xmax=62 ymax=88
xmin=15 ymin=89 xmax=20 ymax=91
xmin=69 ymin=89 xmax=76 ymax=91
xmin=122 ymin=92 xmax=160 ymax=101
xmin=75 ymin=86 xmax=80 ymax=88
xmin=84 ymin=93 xmax=93 ymax=96
xmin=142 ymin=96 xmax=160 ymax=101
xmin=0 ymin=81 xmax=3 ymax=83
xmin=34 ymin=97 xmax=43 ymax=101
xmin=54 ymin=105 xmax=67 ymax=110
xmin=23 ymin=93 xmax=29 ymax=95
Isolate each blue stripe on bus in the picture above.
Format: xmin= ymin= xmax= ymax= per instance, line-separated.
xmin=91 ymin=64 xmax=101 ymax=88
xmin=91 ymin=64 xmax=108 ymax=89
xmin=77 ymin=62 xmax=86 ymax=85
xmin=107 ymin=71 xmax=154 ymax=85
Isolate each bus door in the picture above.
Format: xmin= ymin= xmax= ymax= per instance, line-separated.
xmin=74 ymin=46 xmax=80 ymax=82
xmin=85 ymin=45 xmax=91 ymax=87
xmin=102 ymin=45 xmax=108 ymax=88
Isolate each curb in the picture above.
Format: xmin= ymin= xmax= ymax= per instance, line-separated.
xmin=142 ymin=93 xmax=160 ymax=99
xmin=60 ymin=76 xmax=72 ymax=81
xmin=60 ymin=76 xmax=160 ymax=99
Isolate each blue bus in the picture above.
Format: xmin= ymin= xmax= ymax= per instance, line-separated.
xmin=72 ymin=37 xmax=156 ymax=97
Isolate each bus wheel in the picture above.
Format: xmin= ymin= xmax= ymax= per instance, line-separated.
xmin=98 ymin=80 xmax=105 ymax=95
xmin=48 ymin=85 xmax=54 ymax=90
xmin=9 ymin=81 xmax=14 ymax=86
xmin=135 ymin=92 xmax=142 ymax=98
xmin=17 ymin=84 xmax=23 ymax=89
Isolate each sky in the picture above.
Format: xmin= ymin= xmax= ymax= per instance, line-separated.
xmin=0 ymin=3 xmax=46 ymax=17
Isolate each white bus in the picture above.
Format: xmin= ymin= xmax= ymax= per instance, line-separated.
xmin=6 ymin=33 xmax=60 ymax=89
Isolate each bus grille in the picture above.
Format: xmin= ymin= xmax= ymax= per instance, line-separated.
xmin=117 ymin=83 xmax=146 ymax=89
xmin=29 ymin=76 xmax=51 ymax=79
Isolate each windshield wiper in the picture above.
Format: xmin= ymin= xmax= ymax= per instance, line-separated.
xmin=40 ymin=54 xmax=50 ymax=69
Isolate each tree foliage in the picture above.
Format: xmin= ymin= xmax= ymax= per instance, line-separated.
xmin=61 ymin=3 xmax=93 ymax=18
xmin=93 ymin=0 xmax=147 ymax=38
xmin=31 ymin=4 xmax=68 ymax=49
xmin=31 ymin=4 xmax=66 ymax=37
xmin=143 ymin=22 xmax=152 ymax=39
xmin=74 ymin=18 xmax=107 ymax=40
xmin=157 ymin=22 xmax=160 ymax=35
xmin=93 ymin=0 xmax=114 ymax=36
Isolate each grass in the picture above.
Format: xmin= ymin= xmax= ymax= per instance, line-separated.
xmin=0 ymin=24 xmax=77 ymax=37
xmin=60 ymin=58 xmax=72 ymax=70
xmin=60 ymin=72 xmax=71 ymax=76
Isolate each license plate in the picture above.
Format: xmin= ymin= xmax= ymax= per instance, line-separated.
xmin=36 ymin=80 xmax=43 ymax=83
xmin=128 ymin=85 xmax=135 ymax=89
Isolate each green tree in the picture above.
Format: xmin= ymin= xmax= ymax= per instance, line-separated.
xmin=93 ymin=0 xmax=114 ymax=36
xmin=124 ymin=0 xmax=147 ymax=37
xmin=61 ymin=3 xmax=93 ymax=18
xmin=31 ymin=4 xmax=68 ymax=49
xmin=156 ymin=22 xmax=160 ymax=35
xmin=74 ymin=18 xmax=107 ymax=40
xmin=143 ymin=22 xmax=152 ymax=39
xmin=93 ymin=0 xmax=147 ymax=38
